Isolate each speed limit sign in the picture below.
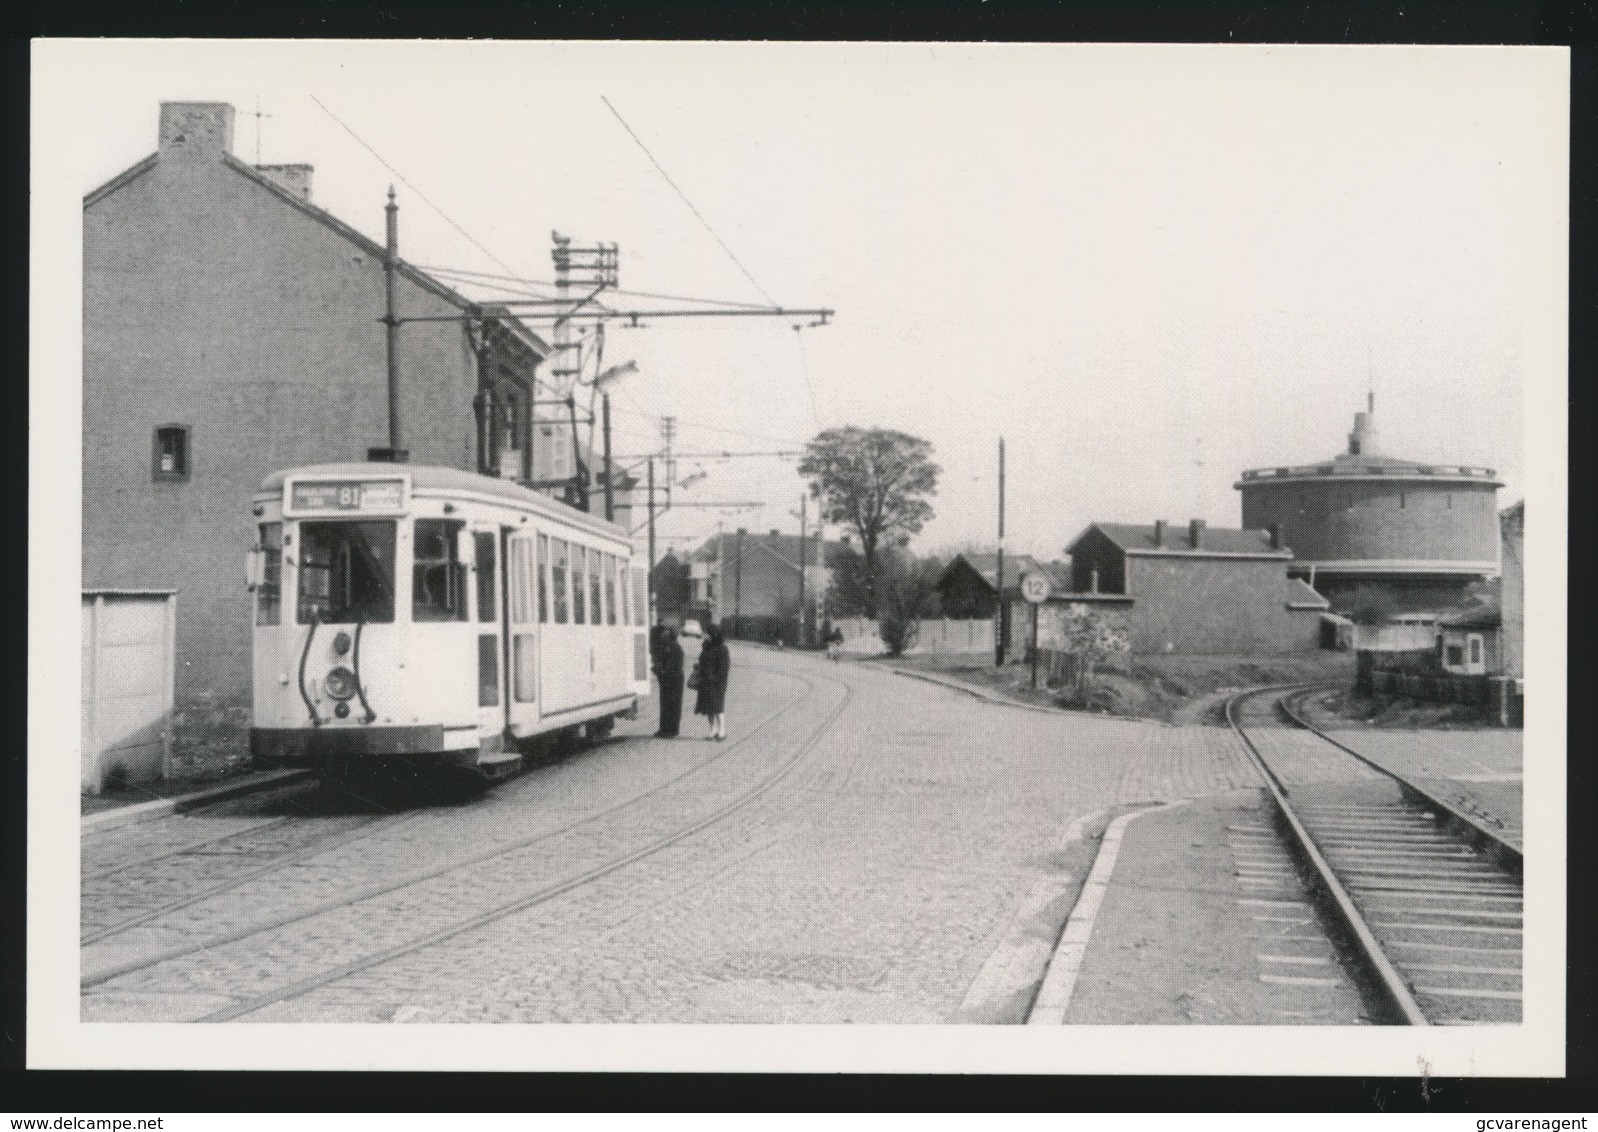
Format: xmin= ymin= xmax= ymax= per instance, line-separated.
xmin=1019 ymin=571 xmax=1052 ymax=604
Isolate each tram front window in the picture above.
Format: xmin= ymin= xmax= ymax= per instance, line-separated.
xmin=297 ymin=521 xmax=396 ymax=624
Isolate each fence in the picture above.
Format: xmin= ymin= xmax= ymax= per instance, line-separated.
xmin=1357 ymin=649 xmax=1522 ymax=726
xmin=830 ymin=617 xmax=996 ymax=656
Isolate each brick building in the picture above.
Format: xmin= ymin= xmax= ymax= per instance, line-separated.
xmin=686 ymin=528 xmax=836 ymax=645
xmin=1063 ymin=520 xmax=1327 ymax=655
xmin=1235 ymin=398 xmax=1502 ymax=615
xmin=83 ymin=101 xmax=551 ymax=770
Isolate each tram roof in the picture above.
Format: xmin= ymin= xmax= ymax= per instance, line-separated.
xmin=257 ymin=463 xmax=633 ymax=541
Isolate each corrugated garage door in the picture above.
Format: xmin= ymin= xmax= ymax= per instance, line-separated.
xmin=81 ymin=591 xmax=175 ymax=794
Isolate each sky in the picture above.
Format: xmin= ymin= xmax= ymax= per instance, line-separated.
xmin=40 ymin=40 xmax=1564 ymax=561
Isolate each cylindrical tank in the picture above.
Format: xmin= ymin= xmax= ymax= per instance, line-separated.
xmin=1235 ymin=404 xmax=1501 ymax=611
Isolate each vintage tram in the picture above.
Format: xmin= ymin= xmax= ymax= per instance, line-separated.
xmin=246 ymin=462 xmax=651 ymax=783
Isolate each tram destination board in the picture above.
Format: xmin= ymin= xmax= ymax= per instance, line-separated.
xmin=285 ymin=475 xmax=408 ymax=517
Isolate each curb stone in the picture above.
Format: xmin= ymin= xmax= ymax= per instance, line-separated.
xmin=81 ymin=769 xmax=313 ymax=834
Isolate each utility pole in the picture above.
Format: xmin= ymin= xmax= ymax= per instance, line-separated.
xmin=542 ymin=232 xmax=618 ymax=496
xmin=646 ymin=457 xmax=657 ymax=609
xmin=715 ymin=521 xmax=725 ymax=630
xmin=377 ymin=185 xmax=405 ymax=461
xmin=733 ymin=527 xmax=745 ymax=641
xmin=995 ymin=436 xmax=1006 ymax=666
xmin=660 ymin=416 xmax=677 ymax=498
xmin=602 ymin=394 xmax=614 ymax=522
xmin=797 ymin=493 xmax=808 ymax=648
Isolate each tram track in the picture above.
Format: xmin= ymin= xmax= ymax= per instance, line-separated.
xmin=82 ymin=810 xmax=420 ymax=945
xmin=82 ymin=660 xmax=850 ymax=1020
xmin=1226 ymin=684 xmax=1522 ymax=1025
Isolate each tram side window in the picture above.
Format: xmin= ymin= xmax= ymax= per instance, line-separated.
xmin=413 ymin=519 xmax=468 ymax=622
xmin=552 ymin=539 xmax=569 ymax=624
xmin=537 ymin=534 xmax=550 ymax=622
xmin=255 ymin=523 xmax=282 ymax=626
xmin=475 ymin=532 xmax=498 ymax=624
xmin=298 ymin=521 xmax=396 ymax=624
xmin=572 ymin=545 xmax=587 ymax=624
xmin=633 ymin=566 xmax=648 ymax=626
xmin=590 ymin=552 xmax=605 ymax=626
xmin=617 ymin=554 xmax=630 ymax=626
xmin=604 ymin=554 xmax=618 ymax=625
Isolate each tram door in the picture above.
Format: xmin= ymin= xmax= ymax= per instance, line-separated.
xmin=503 ymin=531 xmax=540 ymax=735
xmin=471 ymin=526 xmax=508 ymax=740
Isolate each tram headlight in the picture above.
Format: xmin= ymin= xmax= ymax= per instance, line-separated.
xmin=324 ymin=666 xmax=358 ymax=701
xmin=332 ymin=631 xmax=352 ymax=657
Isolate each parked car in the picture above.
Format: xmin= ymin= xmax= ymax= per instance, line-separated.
xmin=679 ymin=619 xmax=703 ymax=638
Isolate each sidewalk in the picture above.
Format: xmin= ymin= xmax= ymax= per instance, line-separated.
xmin=1035 ymin=789 xmax=1371 ymax=1025
xmin=81 ymin=768 xmax=310 ymax=832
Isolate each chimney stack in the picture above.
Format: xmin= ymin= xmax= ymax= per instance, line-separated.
xmin=255 ymin=163 xmax=314 ymax=202
xmin=1153 ymin=519 xmax=1166 ymax=548
xmin=770 ymin=529 xmax=780 ymax=538
xmin=1268 ymin=522 xmax=1283 ymax=550
xmin=159 ymin=102 xmax=235 ymax=164
xmin=1189 ymin=518 xmax=1205 ymax=548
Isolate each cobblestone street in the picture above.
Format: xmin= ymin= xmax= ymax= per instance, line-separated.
xmin=85 ymin=643 xmax=1284 ymax=1024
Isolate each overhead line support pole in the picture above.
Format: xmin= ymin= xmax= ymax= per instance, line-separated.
xmin=996 ymin=436 xmax=1006 ymax=667
xmin=382 ymin=186 xmax=404 ymax=457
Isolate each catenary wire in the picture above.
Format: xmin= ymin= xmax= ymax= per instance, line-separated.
xmin=310 ymin=95 xmax=523 ymax=280
xmin=600 ymin=95 xmax=779 ymax=308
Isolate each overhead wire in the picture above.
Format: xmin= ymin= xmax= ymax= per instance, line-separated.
xmin=600 ymin=95 xmax=779 ymax=308
xmin=417 ymin=265 xmax=776 ymax=311
xmin=309 ymin=95 xmax=523 ymax=280
xmin=608 ymin=405 xmax=805 ymax=447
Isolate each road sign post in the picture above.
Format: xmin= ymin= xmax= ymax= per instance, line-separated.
xmin=1020 ymin=571 xmax=1052 ymax=689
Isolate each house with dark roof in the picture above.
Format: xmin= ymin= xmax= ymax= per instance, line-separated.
xmin=676 ymin=528 xmax=842 ymax=644
xmin=1063 ymin=519 xmax=1327 ymax=655
xmin=933 ymin=553 xmax=1072 ymax=656
xmin=83 ymin=101 xmax=554 ymax=772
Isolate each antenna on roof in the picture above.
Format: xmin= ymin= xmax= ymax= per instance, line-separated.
xmin=251 ymin=96 xmax=274 ymax=167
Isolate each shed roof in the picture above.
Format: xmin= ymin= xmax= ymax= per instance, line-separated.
xmin=1074 ymin=522 xmax=1291 ymax=559
xmin=1284 ymin=579 xmax=1331 ymax=609
xmin=937 ymin=553 xmax=1071 ymax=595
xmin=1440 ymin=600 xmax=1501 ymax=630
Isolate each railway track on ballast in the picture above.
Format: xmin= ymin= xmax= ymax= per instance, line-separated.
xmin=1226 ymin=684 xmax=1522 ymax=1026
xmin=82 ymin=661 xmax=852 ymax=1023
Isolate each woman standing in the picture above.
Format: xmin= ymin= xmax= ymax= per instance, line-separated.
xmin=694 ymin=623 xmax=731 ymax=740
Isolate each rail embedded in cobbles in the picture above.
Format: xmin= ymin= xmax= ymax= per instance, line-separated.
xmin=193 ymin=665 xmax=852 ymax=1023
xmin=82 ymin=663 xmax=848 ymax=1022
xmin=1226 ymin=684 xmax=1522 ymax=1026
xmin=82 ymin=812 xmax=417 ymax=945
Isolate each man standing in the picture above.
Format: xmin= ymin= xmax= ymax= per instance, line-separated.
xmin=650 ymin=619 xmax=685 ymax=738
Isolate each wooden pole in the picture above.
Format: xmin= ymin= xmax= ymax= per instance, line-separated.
xmin=995 ymin=436 xmax=1006 ymax=666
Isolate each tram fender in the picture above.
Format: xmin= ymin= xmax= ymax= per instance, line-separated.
xmin=251 ymin=724 xmax=446 ymax=766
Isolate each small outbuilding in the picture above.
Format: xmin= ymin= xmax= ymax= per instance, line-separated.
xmin=1438 ymin=601 xmax=1501 ymax=675
xmin=1064 ymin=519 xmax=1327 ymax=655
xmin=934 ymin=553 xmax=1071 ymax=656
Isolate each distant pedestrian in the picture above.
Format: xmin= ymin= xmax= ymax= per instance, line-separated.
xmin=826 ymin=624 xmax=843 ymax=662
xmin=694 ymin=623 xmax=731 ymax=740
xmin=650 ymin=619 xmax=684 ymax=738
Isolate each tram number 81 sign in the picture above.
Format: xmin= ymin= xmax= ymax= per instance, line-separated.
xmin=1019 ymin=571 xmax=1052 ymax=604
xmin=286 ymin=476 xmax=408 ymax=516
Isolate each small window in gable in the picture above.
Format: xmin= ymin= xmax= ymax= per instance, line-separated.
xmin=153 ymin=425 xmax=191 ymax=482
